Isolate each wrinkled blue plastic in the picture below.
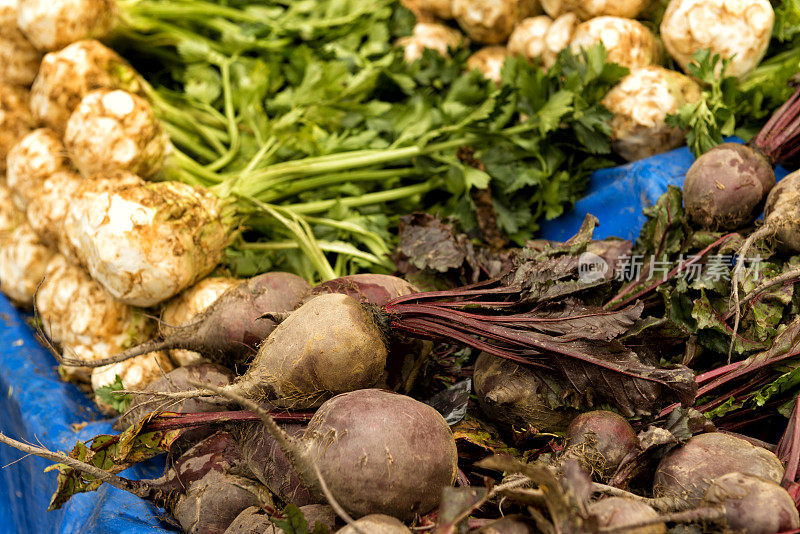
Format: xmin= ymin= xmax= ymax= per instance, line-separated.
xmin=0 ymin=139 xmax=790 ymax=532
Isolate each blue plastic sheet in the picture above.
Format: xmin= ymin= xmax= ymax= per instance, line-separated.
xmin=0 ymin=139 xmax=790 ymax=532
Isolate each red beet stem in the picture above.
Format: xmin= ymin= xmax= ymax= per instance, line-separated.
xmin=752 ymin=82 xmax=800 ymax=164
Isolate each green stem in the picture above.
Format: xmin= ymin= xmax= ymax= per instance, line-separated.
xmin=161 ymin=123 xmax=219 ymax=162
xmin=203 ymin=60 xmax=241 ymax=172
xmin=257 ymin=168 xmax=419 ymax=202
xmin=236 ymin=137 xmax=471 ymax=198
xmin=240 ymin=240 xmax=389 ymax=267
xmin=124 ymin=0 xmax=270 ymax=26
xmin=283 ymin=180 xmax=439 ymax=215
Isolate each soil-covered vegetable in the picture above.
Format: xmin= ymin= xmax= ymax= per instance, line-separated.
xmin=16 ymin=0 xmax=116 ymax=51
xmin=589 ymin=497 xmax=665 ymax=534
xmin=64 ymin=88 xmax=169 ymax=179
xmin=0 ymin=222 xmax=53 ymax=306
xmin=336 ymin=515 xmax=412 ymax=534
xmin=230 ymin=388 xmax=458 ymax=521
xmin=63 ymin=172 xmax=231 ymax=306
xmin=702 ymin=472 xmax=800 ymax=534
xmin=603 ymin=66 xmax=702 ymax=162
xmin=653 ymin=432 xmax=784 ymax=510
xmin=397 ymin=21 xmax=464 ymax=63
xmin=507 ymin=13 xmax=577 ymax=69
xmin=561 ymin=410 xmax=638 ymax=479
xmin=473 ymin=352 xmax=577 ymax=434
xmin=25 ymin=170 xmax=83 ymax=255
xmin=0 ymin=0 xmax=41 ymax=86
xmin=161 ymin=276 xmax=240 ymax=367
xmin=683 ymin=143 xmax=775 ymax=230
xmin=660 ymin=0 xmax=774 ymax=79
xmin=30 ymin=39 xmax=143 ymax=133
xmin=63 ymin=271 xmax=311 ymax=372
xmin=6 ymin=128 xmax=71 ymax=210
xmin=452 ymin=0 xmax=541 ymax=44
xmin=467 ymin=46 xmax=510 ymax=84
xmin=541 ymin=0 xmax=651 ymax=20
xmin=34 ymin=253 xmax=155 ymax=380
xmin=0 ymin=81 xmax=33 ymax=172
xmin=570 ymin=16 xmax=660 ymax=70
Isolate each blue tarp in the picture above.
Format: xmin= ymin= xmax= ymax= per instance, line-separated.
xmin=0 ymin=140 xmax=790 ymax=532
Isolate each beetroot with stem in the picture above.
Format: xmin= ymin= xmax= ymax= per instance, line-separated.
xmin=652 ymin=432 xmax=784 ymax=510
xmin=561 ymin=410 xmax=639 ymax=480
xmin=56 ymin=271 xmax=311 ymax=371
xmin=473 ymin=352 xmax=578 ymax=434
xmin=589 ymin=497 xmax=665 ymax=534
xmin=205 ymin=385 xmax=458 ymax=521
xmin=683 ymin=75 xmax=800 ymax=231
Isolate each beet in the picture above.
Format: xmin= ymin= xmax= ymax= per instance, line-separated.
xmin=683 ymin=144 xmax=775 ymax=230
xmin=59 ymin=272 xmax=311 ymax=370
xmin=235 ymin=423 xmax=319 ymax=507
xmin=229 ymin=293 xmax=388 ymax=408
xmin=653 ymin=432 xmax=784 ymax=510
xmin=702 ymin=472 xmax=800 ymax=534
xmin=225 ymin=505 xmax=335 ymax=534
xmin=476 ymin=515 xmax=539 ymax=533
xmin=473 ymin=352 xmax=577 ymax=434
xmin=589 ymin=497 xmax=665 ymax=534
xmin=310 ymin=274 xmax=416 ymax=305
xmin=562 ymin=410 xmax=638 ymax=479
xmin=336 ymin=515 xmax=410 ymax=534
xmin=214 ymin=387 xmax=458 ymax=521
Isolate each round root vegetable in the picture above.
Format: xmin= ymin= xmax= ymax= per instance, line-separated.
xmin=0 ymin=223 xmax=54 ymax=306
xmin=30 ymin=39 xmax=143 ymax=133
xmin=400 ymin=0 xmax=454 ymax=20
xmin=507 ymin=13 xmax=578 ymax=69
xmin=0 ymin=0 xmax=42 ymax=86
xmin=221 ymin=387 xmax=458 ymax=521
xmin=6 ymin=128 xmax=72 ymax=210
xmin=397 ymin=21 xmax=464 ymax=63
xmin=173 ymin=470 xmax=268 ymax=534
xmin=473 ymin=352 xmax=576 ymax=433
xmin=561 ymin=410 xmax=638 ymax=479
xmin=452 ymin=0 xmax=541 ymax=44
xmin=25 ymin=170 xmax=82 ymax=252
xmin=476 ymin=515 xmax=538 ymax=533
xmin=58 ymin=271 xmax=311 ymax=372
xmin=0 ymin=82 xmax=34 ymax=172
xmin=467 ymin=46 xmax=509 ymax=85
xmin=162 ymin=276 xmax=241 ymax=367
xmin=34 ymin=254 xmax=156 ymax=381
xmin=603 ymin=67 xmax=702 ymax=162
xmin=310 ymin=273 xmax=416 ymax=306
xmin=652 ymin=432 xmax=784 ymax=510
xmin=63 ymin=172 xmax=231 ymax=307
xmin=236 ymin=422 xmax=318 ymax=507
xmin=541 ymin=0 xmax=651 ymax=20
xmin=115 ymin=363 xmax=235 ymax=431
xmin=0 ymin=185 xmax=25 ymax=243
xmin=701 ymin=472 xmax=799 ymax=534
xmin=569 ymin=17 xmax=660 ymax=69
xmin=589 ymin=497 xmax=665 ymax=534
xmin=336 ymin=515 xmax=411 ymax=534
xmin=507 ymin=16 xmax=553 ymax=62
xmin=233 ymin=293 xmax=388 ymax=408
xmin=225 ymin=505 xmax=335 ymax=534
xmin=683 ymin=144 xmax=774 ymax=230
xmin=64 ymin=88 xmax=169 ymax=179
xmin=660 ymin=0 xmax=773 ymax=79
xmin=16 ymin=0 xmax=117 ymax=51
